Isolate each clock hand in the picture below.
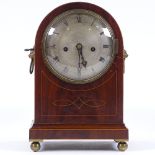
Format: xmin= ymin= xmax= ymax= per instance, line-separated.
xmin=76 ymin=43 xmax=82 ymax=74
xmin=81 ymin=55 xmax=87 ymax=68
xmin=76 ymin=43 xmax=87 ymax=68
xmin=78 ymin=49 xmax=81 ymax=69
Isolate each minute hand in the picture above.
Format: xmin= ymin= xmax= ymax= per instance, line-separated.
xmin=80 ymin=52 xmax=87 ymax=68
xmin=76 ymin=43 xmax=87 ymax=68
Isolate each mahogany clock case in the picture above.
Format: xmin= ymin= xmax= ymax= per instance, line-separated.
xmin=29 ymin=2 xmax=128 ymax=141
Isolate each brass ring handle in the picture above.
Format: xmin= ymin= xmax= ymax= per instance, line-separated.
xmin=123 ymin=49 xmax=128 ymax=73
xmin=30 ymin=59 xmax=34 ymax=74
xmin=29 ymin=50 xmax=35 ymax=74
xmin=123 ymin=50 xmax=128 ymax=59
xmin=25 ymin=48 xmax=35 ymax=74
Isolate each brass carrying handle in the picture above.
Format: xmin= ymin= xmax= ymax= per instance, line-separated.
xmin=29 ymin=59 xmax=34 ymax=74
xmin=24 ymin=48 xmax=35 ymax=74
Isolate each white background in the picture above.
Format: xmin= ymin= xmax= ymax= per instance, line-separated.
xmin=0 ymin=0 xmax=155 ymax=154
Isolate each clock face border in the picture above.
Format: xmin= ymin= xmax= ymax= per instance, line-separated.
xmin=42 ymin=9 xmax=116 ymax=84
xmin=35 ymin=2 xmax=124 ymax=90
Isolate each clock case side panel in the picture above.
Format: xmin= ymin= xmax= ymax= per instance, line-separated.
xmin=32 ymin=2 xmax=125 ymax=126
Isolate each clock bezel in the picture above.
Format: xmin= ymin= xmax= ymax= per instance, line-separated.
xmin=42 ymin=9 xmax=117 ymax=84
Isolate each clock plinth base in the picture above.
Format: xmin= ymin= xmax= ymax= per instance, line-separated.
xmin=29 ymin=124 xmax=128 ymax=140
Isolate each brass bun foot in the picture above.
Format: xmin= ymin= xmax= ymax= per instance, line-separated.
xmin=117 ymin=141 xmax=128 ymax=151
xmin=30 ymin=142 xmax=41 ymax=152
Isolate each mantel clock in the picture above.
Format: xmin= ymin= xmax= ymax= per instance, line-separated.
xmin=26 ymin=2 xmax=129 ymax=152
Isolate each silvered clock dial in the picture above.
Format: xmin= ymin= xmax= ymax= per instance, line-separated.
xmin=42 ymin=9 xmax=116 ymax=84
